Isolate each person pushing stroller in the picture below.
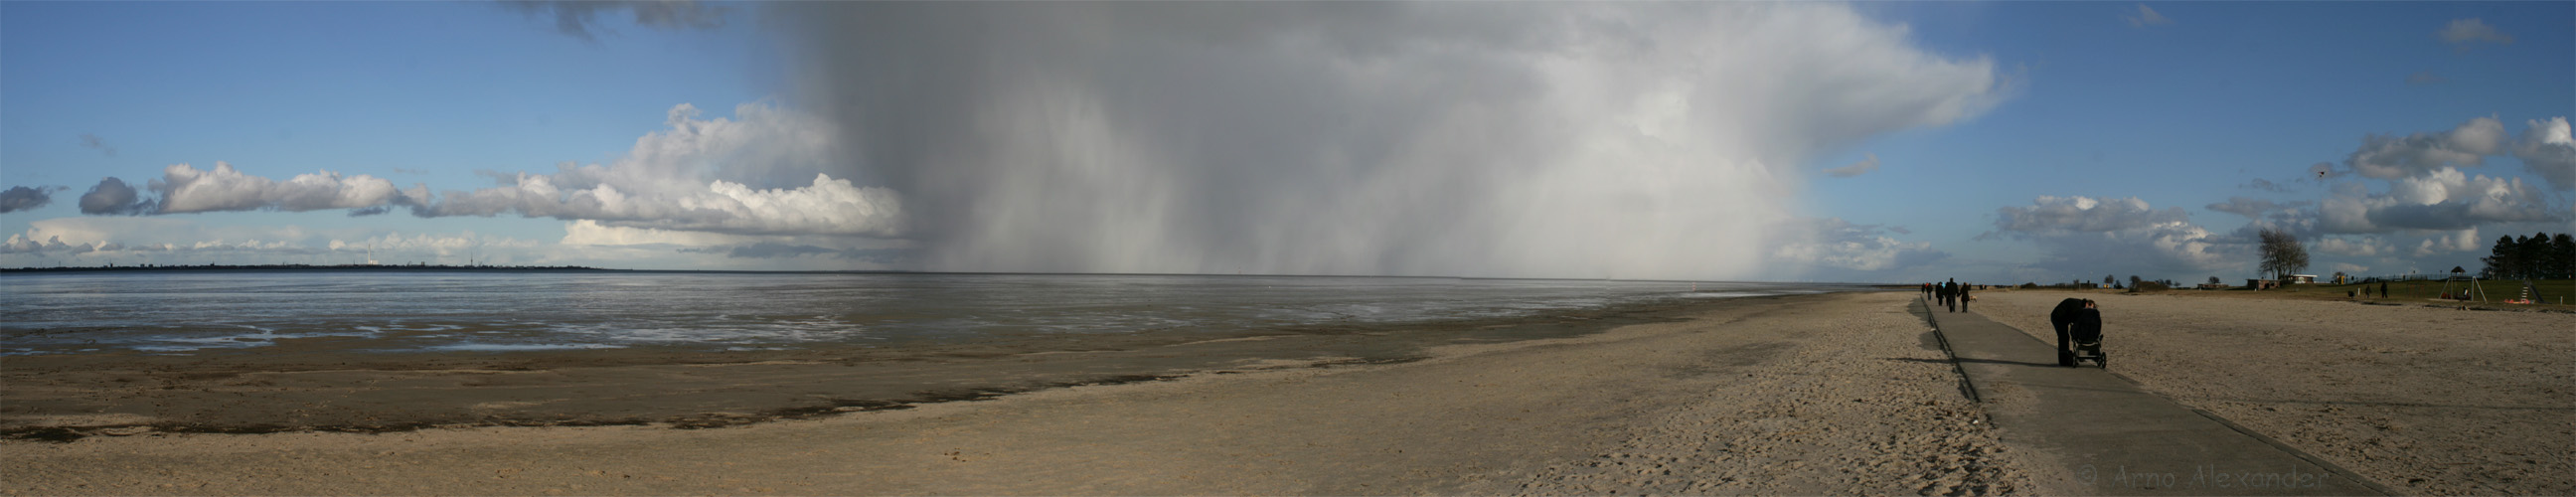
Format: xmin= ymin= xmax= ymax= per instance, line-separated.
xmin=2049 ymin=298 xmax=2105 ymax=367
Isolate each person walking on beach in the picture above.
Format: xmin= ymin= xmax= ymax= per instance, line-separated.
xmin=1942 ymin=278 xmax=1959 ymax=312
xmin=1923 ymin=282 xmax=1934 ymax=300
xmin=2381 ymin=281 xmax=2389 ymax=299
xmin=1956 ymin=281 xmax=1972 ymax=312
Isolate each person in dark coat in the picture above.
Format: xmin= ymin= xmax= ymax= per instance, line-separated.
xmin=1957 ymin=282 xmax=1972 ymax=312
xmin=1923 ymin=282 xmax=1934 ymax=300
xmin=1942 ymin=278 xmax=1959 ymax=312
xmin=2049 ymin=298 xmax=2089 ymax=366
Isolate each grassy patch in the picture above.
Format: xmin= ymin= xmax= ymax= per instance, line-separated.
xmin=2109 ymin=279 xmax=2576 ymax=310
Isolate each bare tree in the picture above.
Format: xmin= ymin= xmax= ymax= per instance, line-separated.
xmin=2207 ymin=276 xmax=2222 ymax=285
xmin=2259 ymin=229 xmax=2309 ymax=281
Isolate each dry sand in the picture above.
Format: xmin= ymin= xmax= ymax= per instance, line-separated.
xmin=1 ymin=291 xmax=2032 ymax=495
xmin=1975 ymin=289 xmax=2576 ymax=496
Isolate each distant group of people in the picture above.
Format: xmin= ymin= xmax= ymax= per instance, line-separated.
xmin=1921 ymin=278 xmax=1970 ymax=312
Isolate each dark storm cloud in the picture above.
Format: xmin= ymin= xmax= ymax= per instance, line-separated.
xmin=0 ymin=186 xmax=63 ymax=213
xmin=499 ymin=0 xmax=726 ymax=41
xmin=78 ymin=177 xmax=154 ymax=215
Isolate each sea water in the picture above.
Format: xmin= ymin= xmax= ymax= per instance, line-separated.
xmin=0 ymin=271 xmax=1863 ymax=355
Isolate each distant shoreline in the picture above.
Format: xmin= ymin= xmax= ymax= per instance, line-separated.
xmin=0 ymin=264 xmax=625 ymax=273
xmin=0 ymin=265 xmax=1896 ymax=284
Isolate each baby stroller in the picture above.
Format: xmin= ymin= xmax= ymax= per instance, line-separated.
xmin=2067 ymin=325 xmax=2106 ymax=368
xmin=2052 ymin=298 xmax=2108 ymax=368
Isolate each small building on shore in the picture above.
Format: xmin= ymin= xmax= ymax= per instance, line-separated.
xmin=2283 ymin=274 xmax=2317 ymax=284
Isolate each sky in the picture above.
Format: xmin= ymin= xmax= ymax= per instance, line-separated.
xmin=2 ymin=1 xmax=2570 ymax=284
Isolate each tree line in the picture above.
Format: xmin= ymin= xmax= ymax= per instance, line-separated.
xmin=2480 ymin=232 xmax=2576 ymax=280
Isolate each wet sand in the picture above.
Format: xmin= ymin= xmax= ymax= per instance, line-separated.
xmin=2 ymin=291 xmax=2031 ymax=495
xmin=1975 ymin=289 xmax=2576 ymax=496
xmin=2 ymin=298 xmax=1697 ymax=439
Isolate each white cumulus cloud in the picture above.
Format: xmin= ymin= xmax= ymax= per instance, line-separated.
xmin=2413 ymin=228 xmax=2482 ymax=256
xmin=2316 ymin=168 xmax=2557 ymax=233
xmin=72 ymin=163 xmax=421 ymax=215
xmin=2125 ymin=4 xmax=2173 ymax=27
xmin=1984 ymin=196 xmax=2233 ymax=276
xmin=2312 ymin=237 xmax=2390 ymax=256
xmin=410 ymin=102 xmax=904 ymax=238
xmin=154 ymin=162 xmax=416 ymax=214
xmin=2345 ymin=116 xmax=2505 ymax=180
xmin=1766 ymin=217 xmax=1944 ymax=272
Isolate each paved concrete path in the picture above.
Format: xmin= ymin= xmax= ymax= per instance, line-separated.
xmin=1914 ymin=297 xmax=2391 ymax=496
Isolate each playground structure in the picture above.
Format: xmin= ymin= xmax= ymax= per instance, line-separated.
xmin=2436 ymin=267 xmax=2490 ymax=302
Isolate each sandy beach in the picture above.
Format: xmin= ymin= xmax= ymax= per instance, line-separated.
xmin=3 ymin=291 xmax=2029 ymax=495
xmin=1975 ymin=289 xmax=2575 ymax=496
xmin=10 ymin=287 xmax=2568 ymax=495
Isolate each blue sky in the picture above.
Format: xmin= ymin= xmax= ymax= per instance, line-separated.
xmin=3 ymin=2 xmax=2570 ymax=283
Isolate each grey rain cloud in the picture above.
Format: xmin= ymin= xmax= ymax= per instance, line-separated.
xmin=2240 ymin=178 xmax=2295 ymax=193
xmin=678 ymin=243 xmax=913 ymax=263
xmin=499 ymin=0 xmax=726 ymax=41
xmin=2438 ymin=18 xmax=2513 ymax=48
xmin=1823 ymin=154 xmax=1881 ymax=178
xmin=0 ymin=186 xmax=63 ymax=213
xmin=777 ymin=2 xmax=2006 ymax=279
xmin=2205 ymin=197 xmax=2309 ymax=219
xmin=78 ymin=133 xmax=116 ymax=157
xmin=2513 ymin=117 xmax=2576 ymax=191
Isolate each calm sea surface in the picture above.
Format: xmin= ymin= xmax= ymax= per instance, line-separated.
xmin=1 ymin=271 xmax=1865 ymax=355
